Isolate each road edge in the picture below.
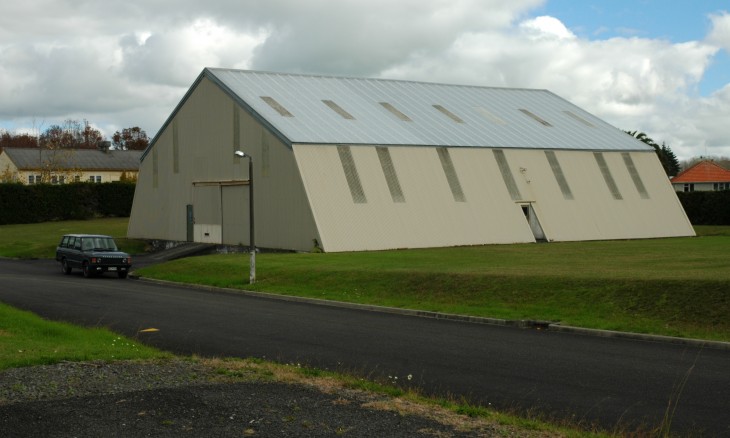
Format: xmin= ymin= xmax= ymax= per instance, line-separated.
xmin=132 ymin=275 xmax=730 ymax=351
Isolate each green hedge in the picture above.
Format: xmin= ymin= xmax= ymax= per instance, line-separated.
xmin=677 ymin=191 xmax=730 ymax=225
xmin=0 ymin=182 xmax=136 ymax=225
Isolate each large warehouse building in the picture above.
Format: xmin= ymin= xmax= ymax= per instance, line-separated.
xmin=127 ymin=68 xmax=694 ymax=252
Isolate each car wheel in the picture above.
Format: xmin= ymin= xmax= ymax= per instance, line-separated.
xmin=61 ymin=259 xmax=72 ymax=275
xmin=82 ymin=262 xmax=93 ymax=278
xmin=118 ymin=271 xmax=128 ymax=279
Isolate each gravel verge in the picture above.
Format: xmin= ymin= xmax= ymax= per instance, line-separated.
xmin=0 ymin=359 xmax=554 ymax=437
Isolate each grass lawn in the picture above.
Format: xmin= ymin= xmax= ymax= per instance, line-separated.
xmin=0 ymin=302 xmax=170 ymax=370
xmin=1 ymin=218 xmax=729 ymax=342
xmin=137 ymin=226 xmax=730 ymax=342
xmin=0 ymin=217 xmax=146 ymax=259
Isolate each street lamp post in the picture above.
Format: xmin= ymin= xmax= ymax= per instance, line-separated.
xmin=234 ymin=150 xmax=255 ymax=284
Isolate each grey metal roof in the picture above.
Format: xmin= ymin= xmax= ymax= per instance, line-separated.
xmin=203 ymin=68 xmax=651 ymax=152
xmin=2 ymin=148 xmax=142 ymax=170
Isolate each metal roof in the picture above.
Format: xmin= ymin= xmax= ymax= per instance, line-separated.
xmin=202 ymin=68 xmax=651 ymax=152
xmin=2 ymin=148 xmax=142 ymax=171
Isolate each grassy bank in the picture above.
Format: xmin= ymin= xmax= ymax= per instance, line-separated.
xmin=0 ymin=302 xmax=170 ymax=370
xmin=0 ymin=217 xmax=146 ymax=259
xmin=137 ymin=230 xmax=730 ymax=342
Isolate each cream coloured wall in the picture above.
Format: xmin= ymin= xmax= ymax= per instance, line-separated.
xmin=127 ymin=77 xmax=319 ymax=252
xmin=293 ymin=145 xmax=694 ymax=252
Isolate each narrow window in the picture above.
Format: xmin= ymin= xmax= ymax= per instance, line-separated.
xmin=233 ymin=103 xmax=240 ymax=161
xmin=173 ymin=119 xmax=179 ymax=174
xmin=622 ymin=153 xmax=649 ymax=199
xmin=152 ymin=147 xmax=158 ymax=189
xmin=376 ymin=147 xmax=404 ymax=203
xmin=563 ymin=111 xmax=595 ymax=127
xmin=545 ymin=150 xmax=573 ymax=200
xmin=260 ymin=96 xmax=293 ymax=117
xmin=474 ymin=106 xmax=506 ymax=125
xmin=323 ymin=100 xmax=355 ymax=120
xmin=261 ymin=130 xmax=270 ymax=178
xmin=594 ymin=152 xmax=622 ymax=200
xmin=519 ymin=109 xmax=552 ymax=127
xmin=379 ymin=102 xmax=411 ymax=121
xmin=337 ymin=146 xmax=366 ymax=203
xmin=433 ymin=105 xmax=464 ymax=123
xmin=437 ymin=148 xmax=466 ymax=202
xmin=493 ymin=149 xmax=522 ymax=201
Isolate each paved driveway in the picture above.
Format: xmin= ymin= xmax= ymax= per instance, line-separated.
xmin=1 ymin=258 xmax=728 ymax=436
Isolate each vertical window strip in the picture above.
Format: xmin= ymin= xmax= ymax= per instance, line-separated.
xmin=493 ymin=149 xmax=522 ymax=201
xmin=545 ymin=151 xmax=574 ymax=200
xmin=437 ymin=148 xmax=466 ymax=202
xmin=152 ymin=147 xmax=158 ymax=189
xmin=622 ymin=153 xmax=649 ymax=199
xmin=233 ymin=104 xmax=240 ymax=163
xmin=261 ymin=131 xmax=270 ymax=178
xmin=172 ymin=119 xmax=179 ymax=174
xmin=432 ymin=105 xmax=464 ymax=123
xmin=323 ymin=100 xmax=355 ymax=120
xmin=337 ymin=146 xmax=367 ymax=203
xmin=594 ymin=152 xmax=623 ymax=200
xmin=379 ymin=102 xmax=412 ymax=121
xmin=376 ymin=147 xmax=405 ymax=203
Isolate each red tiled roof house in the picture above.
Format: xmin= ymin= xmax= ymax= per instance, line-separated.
xmin=671 ymin=161 xmax=730 ymax=192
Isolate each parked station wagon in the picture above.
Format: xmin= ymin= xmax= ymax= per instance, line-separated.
xmin=56 ymin=234 xmax=132 ymax=278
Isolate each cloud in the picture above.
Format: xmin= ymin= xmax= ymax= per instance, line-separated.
xmin=0 ymin=0 xmax=728 ymax=159
xmin=707 ymin=11 xmax=730 ymax=52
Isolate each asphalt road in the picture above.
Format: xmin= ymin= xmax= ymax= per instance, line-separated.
xmin=1 ymin=258 xmax=728 ymax=436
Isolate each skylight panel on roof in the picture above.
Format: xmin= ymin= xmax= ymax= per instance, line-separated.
xmin=379 ymin=102 xmax=412 ymax=121
xmin=473 ymin=107 xmax=506 ymax=125
xmin=323 ymin=100 xmax=355 ymax=120
xmin=260 ymin=96 xmax=293 ymax=117
xmin=432 ymin=105 xmax=464 ymax=123
xmin=563 ymin=111 xmax=595 ymax=127
xmin=519 ymin=109 xmax=552 ymax=127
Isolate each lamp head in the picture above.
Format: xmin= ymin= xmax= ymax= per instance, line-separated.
xmin=234 ymin=150 xmax=246 ymax=158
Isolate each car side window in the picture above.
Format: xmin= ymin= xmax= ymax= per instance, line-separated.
xmin=73 ymin=238 xmax=82 ymax=250
xmin=60 ymin=236 xmax=69 ymax=247
xmin=82 ymin=239 xmax=92 ymax=251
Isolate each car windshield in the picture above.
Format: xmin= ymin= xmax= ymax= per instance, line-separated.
xmin=81 ymin=237 xmax=118 ymax=251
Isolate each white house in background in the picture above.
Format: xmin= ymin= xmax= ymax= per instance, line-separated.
xmin=127 ymin=68 xmax=694 ymax=252
xmin=671 ymin=160 xmax=730 ymax=192
xmin=0 ymin=147 xmax=142 ymax=184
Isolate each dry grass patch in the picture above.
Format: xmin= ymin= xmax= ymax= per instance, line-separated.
xmin=202 ymin=358 xmax=579 ymax=437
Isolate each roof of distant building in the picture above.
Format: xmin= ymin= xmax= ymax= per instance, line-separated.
xmin=1 ymin=148 xmax=142 ymax=171
xmin=671 ymin=160 xmax=730 ymax=183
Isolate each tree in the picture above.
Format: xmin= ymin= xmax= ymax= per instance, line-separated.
xmin=1 ymin=131 xmax=38 ymax=152
xmin=660 ymin=142 xmax=680 ymax=176
xmin=39 ymin=119 xmax=104 ymax=150
xmin=112 ymin=127 xmax=149 ymax=150
xmin=625 ymin=130 xmax=680 ymax=177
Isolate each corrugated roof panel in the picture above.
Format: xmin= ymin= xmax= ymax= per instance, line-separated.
xmin=206 ymin=68 xmax=651 ymax=152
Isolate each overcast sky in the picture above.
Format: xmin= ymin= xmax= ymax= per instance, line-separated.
xmin=1 ymin=0 xmax=728 ymax=160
